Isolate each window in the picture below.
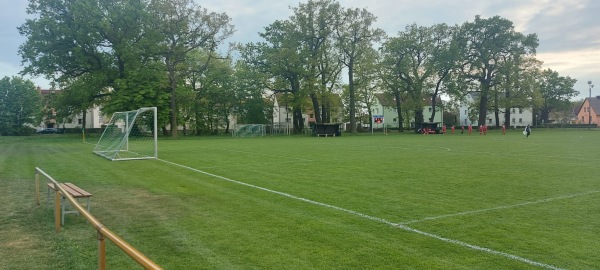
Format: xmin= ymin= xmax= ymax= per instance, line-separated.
xmin=519 ymin=108 xmax=523 ymax=114
xmin=428 ymin=107 xmax=432 ymax=112
xmin=488 ymin=119 xmax=492 ymax=124
xmin=78 ymin=119 xmax=83 ymax=125
xmin=512 ymin=108 xmax=516 ymax=113
xmin=519 ymin=118 xmax=523 ymax=123
xmin=512 ymin=118 xmax=515 ymax=123
xmin=465 ymin=110 xmax=467 ymax=114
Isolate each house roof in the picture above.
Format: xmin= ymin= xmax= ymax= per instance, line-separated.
xmin=37 ymin=87 xmax=60 ymax=96
xmin=374 ymin=93 xmax=397 ymax=106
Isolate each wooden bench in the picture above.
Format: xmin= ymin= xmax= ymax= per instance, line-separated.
xmin=46 ymin=183 xmax=92 ymax=225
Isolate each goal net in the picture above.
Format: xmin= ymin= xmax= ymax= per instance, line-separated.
xmin=93 ymin=107 xmax=157 ymax=161
xmin=232 ymin=124 xmax=266 ymax=138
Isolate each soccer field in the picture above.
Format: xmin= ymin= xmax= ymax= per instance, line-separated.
xmin=1 ymin=129 xmax=599 ymax=269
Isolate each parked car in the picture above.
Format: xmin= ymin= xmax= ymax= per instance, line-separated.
xmin=37 ymin=128 xmax=57 ymax=134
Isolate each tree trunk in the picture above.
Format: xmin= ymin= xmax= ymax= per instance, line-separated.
xmin=348 ymin=60 xmax=357 ymax=134
xmin=293 ymin=107 xmax=304 ymax=134
xmin=310 ymin=93 xmax=321 ymax=123
xmin=167 ymin=60 xmax=178 ymax=138
xmin=478 ymin=84 xmax=489 ymax=126
xmin=429 ymin=94 xmax=437 ymax=122
xmin=394 ymin=90 xmax=403 ymax=132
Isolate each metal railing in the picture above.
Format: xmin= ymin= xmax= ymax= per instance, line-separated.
xmin=35 ymin=167 xmax=162 ymax=270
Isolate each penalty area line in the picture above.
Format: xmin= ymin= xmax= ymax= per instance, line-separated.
xmin=158 ymin=158 xmax=563 ymax=270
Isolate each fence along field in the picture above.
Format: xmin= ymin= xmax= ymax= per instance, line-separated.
xmin=1 ymin=130 xmax=599 ymax=269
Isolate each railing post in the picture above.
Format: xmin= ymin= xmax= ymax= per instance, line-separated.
xmin=54 ymin=189 xmax=61 ymax=233
xmin=98 ymin=230 xmax=106 ymax=270
xmin=35 ymin=171 xmax=40 ymax=206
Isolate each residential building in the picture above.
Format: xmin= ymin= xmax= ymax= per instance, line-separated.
xmin=37 ymin=87 xmax=105 ymax=130
xmin=575 ymin=96 xmax=600 ymax=126
xmin=458 ymin=93 xmax=534 ymax=128
xmin=372 ymin=93 xmax=443 ymax=129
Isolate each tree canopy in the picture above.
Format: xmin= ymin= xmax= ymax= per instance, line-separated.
xmin=17 ymin=0 xmax=580 ymax=135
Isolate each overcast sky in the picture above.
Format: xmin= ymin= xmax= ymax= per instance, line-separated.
xmin=2 ymin=0 xmax=599 ymax=100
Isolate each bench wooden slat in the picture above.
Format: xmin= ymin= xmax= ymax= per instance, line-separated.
xmin=47 ymin=182 xmax=92 ymax=198
xmin=64 ymin=183 xmax=92 ymax=197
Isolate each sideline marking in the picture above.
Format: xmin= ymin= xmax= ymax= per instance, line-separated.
xmin=158 ymin=158 xmax=563 ymax=270
xmin=401 ymin=190 xmax=600 ymax=225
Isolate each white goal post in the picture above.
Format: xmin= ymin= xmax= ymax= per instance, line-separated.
xmin=93 ymin=107 xmax=158 ymax=161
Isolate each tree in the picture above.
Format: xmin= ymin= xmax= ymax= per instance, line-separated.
xmin=537 ymin=69 xmax=578 ymax=124
xmin=354 ymin=46 xmax=381 ymax=130
xmin=455 ymin=15 xmax=538 ymax=126
xmin=291 ymin=0 xmax=342 ymax=124
xmin=151 ymin=0 xmax=234 ymax=137
xmin=381 ymin=23 xmax=458 ymax=129
xmin=493 ymin=57 xmax=541 ymax=127
xmin=19 ymin=0 xmax=164 ymax=113
xmin=335 ymin=7 xmax=384 ymax=134
xmin=246 ymin=19 xmax=309 ymax=134
xmin=0 ymin=77 xmax=42 ymax=135
xmin=232 ymin=61 xmax=271 ymax=125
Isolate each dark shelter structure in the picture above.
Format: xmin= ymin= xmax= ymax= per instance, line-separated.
xmin=313 ymin=123 xmax=342 ymax=137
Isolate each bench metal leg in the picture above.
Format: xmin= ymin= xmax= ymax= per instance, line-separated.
xmin=61 ymin=197 xmax=66 ymax=225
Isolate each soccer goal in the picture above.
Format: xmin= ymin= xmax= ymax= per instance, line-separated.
xmin=232 ymin=124 xmax=266 ymax=138
xmin=93 ymin=107 xmax=158 ymax=161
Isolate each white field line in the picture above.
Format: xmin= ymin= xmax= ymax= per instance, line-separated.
xmin=400 ymin=190 xmax=600 ymax=225
xmin=158 ymin=158 xmax=564 ymax=270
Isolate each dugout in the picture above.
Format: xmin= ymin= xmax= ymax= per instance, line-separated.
xmin=416 ymin=122 xmax=441 ymax=134
xmin=313 ymin=123 xmax=342 ymax=137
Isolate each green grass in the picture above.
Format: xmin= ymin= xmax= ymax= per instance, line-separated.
xmin=1 ymin=129 xmax=599 ymax=269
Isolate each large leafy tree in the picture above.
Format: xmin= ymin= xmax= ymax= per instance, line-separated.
xmin=291 ymin=0 xmax=342 ymax=124
xmin=335 ymin=7 xmax=384 ymax=134
xmin=537 ymin=69 xmax=578 ymax=124
xmin=493 ymin=57 xmax=541 ymax=127
xmin=0 ymin=77 xmax=42 ymax=135
xmin=246 ymin=19 xmax=309 ymax=134
xmin=232 ymin=61 xmax=271 ymax=125
xmin=150 ymin=0 xmax=234 ymax=137
xmin=381 ymin=23 xmax=457 ymax=128
xmin=455 ymin=15 xmax=538 ymax=126
xmin=19 ymin=0 xmax=163 ymax=112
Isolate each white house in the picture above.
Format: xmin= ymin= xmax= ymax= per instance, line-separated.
xmin=372 ymin=93 xmax=444 ymax=129
xmin=37 ymin=88 xmax=105 ymax=130
xmin=458 ymin=92 xmax=533 ymax=128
